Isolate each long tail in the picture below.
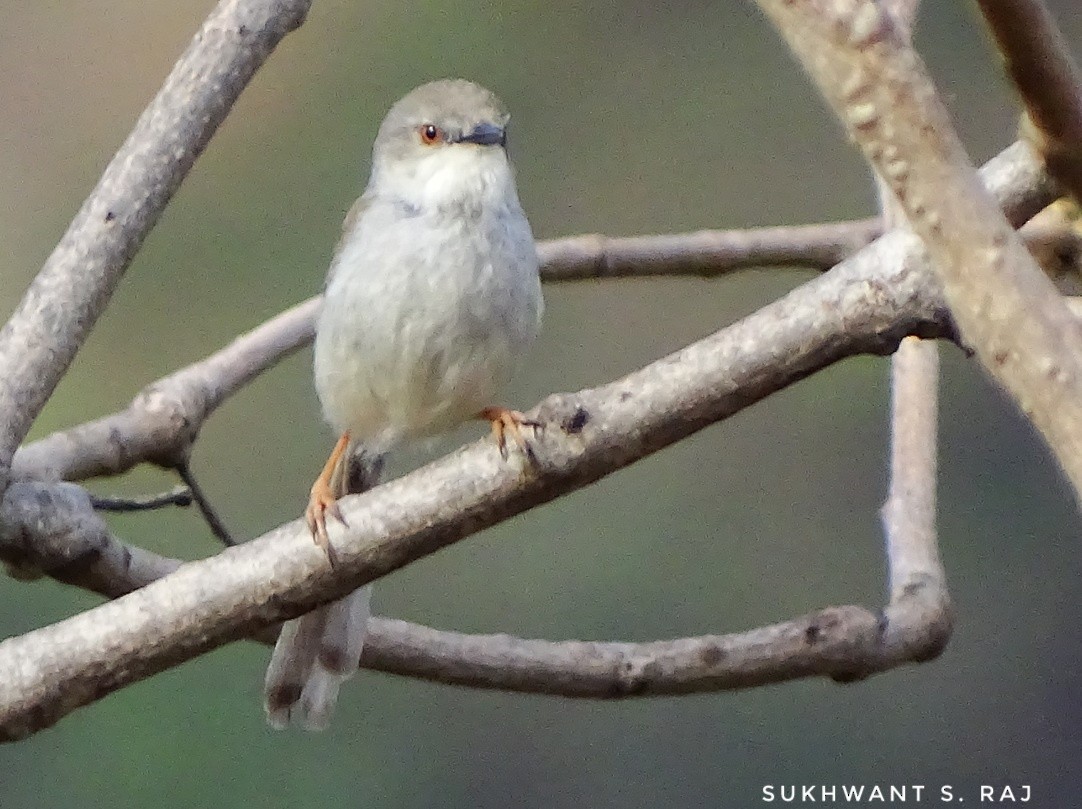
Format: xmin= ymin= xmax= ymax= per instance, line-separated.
xmin=263 ymin=585 xmax=372 ymax=730
xmin=263 ymin=443 xmax=383 ymax=730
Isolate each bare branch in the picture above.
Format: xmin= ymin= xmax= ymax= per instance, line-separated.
xmin=755 ymin=0 xmax=1082 ymax=504
xmin=880 ymin=337 xmax=948 ymax=649
xmin=0 ymin=136 xmax=1056 ymax=739
xmin=11 ymin=297 xmax=318 ymax=482
xmin=975 ymin=0 xmax=1082 ymax=203
xmin=8 ymin=223 xmax=873 ymax=484
xmin=0 ymin=225 xmax=955 ymax=740
xmin=0 ymin=485 xmax=933 ymax=699
xmin=88 ymin=486 xmax=192 ymax=513
xmin=537 ymin=219 xmax=881 ymax=281
xmin=0 ymin=0 xmax=310 ymax=483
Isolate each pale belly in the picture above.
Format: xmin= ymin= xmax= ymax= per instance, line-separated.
xmin=312 ymin=228 xmax=540 ymax=451
xmin=314 ymin=306 xmax=519 ymax=449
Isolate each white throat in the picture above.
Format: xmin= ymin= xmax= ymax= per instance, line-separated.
xmin=373 ymin=147 xmax=517 ymax=215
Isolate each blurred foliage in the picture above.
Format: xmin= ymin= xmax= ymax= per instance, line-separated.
xmin=0 ymin=2 xmax=1080 ymax=806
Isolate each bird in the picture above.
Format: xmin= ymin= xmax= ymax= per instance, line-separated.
xmin=263 ymin=79 xmax=543 ymax=730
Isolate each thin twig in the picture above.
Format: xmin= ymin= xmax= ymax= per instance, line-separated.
xmin=89 ymin=486 xmax=193 ymax=513
xmin=537 ymin=218 xmax=881 ymax=280
xmin=975 ymin=0 xmax=1082 ymax=203
xmin=175 ymin=461 xmax=238 ymax=547
xmin=0 ymin=0 xmax=311 ymax=485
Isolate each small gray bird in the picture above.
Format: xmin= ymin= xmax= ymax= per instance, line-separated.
xmin=263 ymin=79 xmax=543 ymax=730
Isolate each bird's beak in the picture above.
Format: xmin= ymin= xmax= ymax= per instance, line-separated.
xmin=456 ymin=122 xmax=506 ymax=147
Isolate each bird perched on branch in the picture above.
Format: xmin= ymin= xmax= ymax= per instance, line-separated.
xmin=263 ymin=79 xmax=543 ymax=730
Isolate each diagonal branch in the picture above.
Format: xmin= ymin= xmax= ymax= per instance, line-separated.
xmin=0 ymin=138 xmax=1056 ymax=740
xmin=12 ymin=297 xmax=318 ymax=482
xmin=975 ymin=0 xmax=1082 ymax=203
xmin=755 ymin=0 xmax=1082 ymax=505
xmin=0 ymin=482 xmax=937 ymax=698
xmin=10 ymin=222 xmax=876 ymax=484
xmin=0 ymin=0 xmax=311 ymax=487
xmin=0 ymin=226 xmax=952 ymax=740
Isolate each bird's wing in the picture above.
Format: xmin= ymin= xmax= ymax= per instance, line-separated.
xmin=323 ymin=195 xmax=372 ymax=289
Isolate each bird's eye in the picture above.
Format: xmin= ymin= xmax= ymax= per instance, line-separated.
xmin=418 ymin=124 xmax=442 ymax=145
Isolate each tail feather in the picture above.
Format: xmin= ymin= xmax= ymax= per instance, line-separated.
xmin=264 ymin=442 xmax=381 ymax=730
xmin=263 ymin=607 xmax=331 ymax=729
xmin=263 ymin=586 xmax=372 ymax=731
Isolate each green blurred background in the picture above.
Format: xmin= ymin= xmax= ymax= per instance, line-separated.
xmin=2 ymin=1 xmax=1080 ymax=806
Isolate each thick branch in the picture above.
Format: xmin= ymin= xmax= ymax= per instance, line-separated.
xmin=0 ymin=0 xmax=310 ymax=481
xmin=0 ymin=138 xmax=1056 ymax=739
xmin=755 ymin=0 xmax=1082 ymax=504
xmin=0 ymin=486 xmax=933 ymax=698
xmin=0 ymin=227 xmax=954 ymax=740
xmin=9 ymin=223 xmax=875 ymax=483
xmin=975 ymin=0 xmax=1082 ymax=203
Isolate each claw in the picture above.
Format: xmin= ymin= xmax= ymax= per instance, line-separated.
xmin=304 ymin=432 xmax=351 ymax=566
xmin=479 ymin=407 xmax=542 ymax=462
xmin=304 ymin=479 xmax=347 ymax=566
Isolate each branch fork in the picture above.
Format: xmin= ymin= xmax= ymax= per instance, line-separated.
xmin=2 ymin=0 xmax=1077 ymax=743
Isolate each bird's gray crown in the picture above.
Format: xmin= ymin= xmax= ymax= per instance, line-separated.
xmin=373 ymin=79 xmax=510 ymax=162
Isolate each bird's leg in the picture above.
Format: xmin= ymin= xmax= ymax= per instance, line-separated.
xmin=305 ymin=431 xmax=351 ymax=558
xmin=478 ymin=406 xmax=542 ymax=461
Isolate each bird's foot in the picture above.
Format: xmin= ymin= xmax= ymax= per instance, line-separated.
xmin=304 ymin=432 xmax=351 ymax=565
xmin=305 ymin=477 xmax=347 ymax=566
xmin=479 ymin=406 xmax=542 ymax=461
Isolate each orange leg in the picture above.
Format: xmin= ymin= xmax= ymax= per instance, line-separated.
xmin=478 ymin=406 xmax=542 ymax=460
xmin=305 ymin=431 xmax=351 ymax=560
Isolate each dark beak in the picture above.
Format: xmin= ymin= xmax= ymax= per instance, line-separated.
xmin=456 ymin=122 xmax=506 ymax=147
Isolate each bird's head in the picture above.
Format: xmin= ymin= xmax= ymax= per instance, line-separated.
xmin=368 ymin=79 xmax=518 ymax=212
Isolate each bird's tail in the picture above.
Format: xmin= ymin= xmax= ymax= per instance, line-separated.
xmin=264 ymin=442 xmax=383 ymax=730
xmin=263 ymin=585 xmax=372 ymax=731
